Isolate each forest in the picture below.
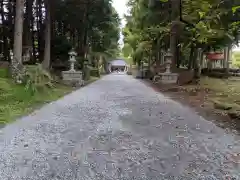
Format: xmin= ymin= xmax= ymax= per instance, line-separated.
xmin=0 ymin=0 xmax=120 ymax=79
xmin=123 ymin=0 xmax=240 ymax=78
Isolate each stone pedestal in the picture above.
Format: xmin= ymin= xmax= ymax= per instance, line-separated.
xmin=154 ymin=72 xmax=178 ymax=84
xmin=62 ymin=70 xmax=84 ymax=86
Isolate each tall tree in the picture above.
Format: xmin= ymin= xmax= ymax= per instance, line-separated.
xmin=12 ymin=0 xmax=24 ymax=80
xmin=42 ymin=0 xmax=51 ymax=69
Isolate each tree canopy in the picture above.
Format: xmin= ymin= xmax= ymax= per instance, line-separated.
xmin=123 ymin=0 xmax=240 ymax=68
xmin=0 ymin=0 xmax=121 ymax=71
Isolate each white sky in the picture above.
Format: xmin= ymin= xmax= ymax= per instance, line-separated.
xmin=233 ymin=45 xmax=240 ymax=52
xmin=112 ymin=0 xmax=128 ymax=48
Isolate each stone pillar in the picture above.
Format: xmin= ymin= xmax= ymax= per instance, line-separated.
xmin=164 ymin=49 xmax=173 ymax=73
xmin=224 ymin=45 xmax=231 ymax=74
xmin=68 ymin=50 xmax=77 ymax=71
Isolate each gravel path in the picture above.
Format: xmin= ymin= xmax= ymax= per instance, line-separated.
xmin=0 ymin=74 xmax=240 ymax=180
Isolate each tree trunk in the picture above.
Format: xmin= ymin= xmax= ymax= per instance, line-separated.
xmin=224 ymin=45 xmax=231 ymax=76
xmin=42 ymin=0 xmax=51 ymax=69
xmin=170 ymin=0 xmax=180 ymax=70
xmin=188 ymin=45 xmax=194 ymax=69
xmin=23 ymin=0 xmax=33 ymax=64
xmin=194 ymin=48 xmax=202 ymax=84
xmin=82 ymin=28 xmax=88 ymax=58
xmin=23 ymin=0 xmax=32 ymax=47
xmin=1 ymin=0 xmax=10 ymax=61
xmin=176 ymin=40 xmax=181 ymax=68
xmin=50 ymin=0 xmax=55 ymax=62
xmin=12 ymin=0 xmax=24 ymax=80
xmin=192 ymin=48 xmax=198 ymax=69
xmin=37 ymin=0 xmax=44 ymax=61
xmin=7 ymin=0 xmax=15 ymax=50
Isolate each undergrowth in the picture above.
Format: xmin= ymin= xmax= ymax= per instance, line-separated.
xmin=0 ymin=67 xmax=72 ymax=124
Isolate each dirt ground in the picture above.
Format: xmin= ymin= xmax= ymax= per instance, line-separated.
xmin=143 ymin=76 xmax=240 ymax=135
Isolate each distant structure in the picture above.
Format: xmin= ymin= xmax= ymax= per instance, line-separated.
xmin=108 ymin=59 xmax=128 ymax=73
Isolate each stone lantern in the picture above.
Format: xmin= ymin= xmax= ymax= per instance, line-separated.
xmin=164 ymin=49 xmax=173 ymax=73
xmin=62 ymin=49 xmax=84 ymax=86
xmin=68 ymin=49 xmax=77 ymax=71
xmin=153 ymin=49 xmax=178 ymax=84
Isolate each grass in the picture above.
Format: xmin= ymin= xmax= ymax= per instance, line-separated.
xmin=200 ymin=77 xmax=240 ymax=107
xmin=183 ymin=76 xmax=240 ymax=113
xmin=0 ymin=69 xmax=73 ymax=124
xmin=0 ymin=67 xmax=101 ymax=125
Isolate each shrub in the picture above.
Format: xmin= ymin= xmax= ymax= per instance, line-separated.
xmin=0 ymin=68 xmax=8 ymax=78
xmin=90 ymin=68 xmax=100 ymax=77
xmin=23 ymin=64 xmax=53 ymax=94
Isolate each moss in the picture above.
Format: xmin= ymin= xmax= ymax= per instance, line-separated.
xmin=0 ymin=74 xmax=72 ymax=124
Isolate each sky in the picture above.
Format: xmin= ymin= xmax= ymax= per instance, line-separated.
xmin=112 ymin=0 xmax=128 ymax=48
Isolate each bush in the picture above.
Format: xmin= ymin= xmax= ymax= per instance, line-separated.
xmin=0 ymin=68 xmax=8 ymax=78
xmin=23 ymin=64 xmax=53 ymax=94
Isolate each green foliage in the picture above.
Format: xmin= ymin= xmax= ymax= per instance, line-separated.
xmin=0 ymin=74 xmax=71 ymax=124
xmin=232 ymin=6 xmax=240 ymax=13
xmin=52 ymin=36 xmax=72 ymax=61
xmin=122 ymin=43 xmax=133 ymax=58
xmin=54 ymin=0 xmax=120 ymax=60
xmin=23 ymin=64 xmax=53 ymax=94
xmin=0 ymin=68 xmax=8 ymax=78
xmin=124 ymin=0 xmax=240 ymax=68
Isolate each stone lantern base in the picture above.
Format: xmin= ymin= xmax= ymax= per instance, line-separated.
xmin=62 ymin=70 xmax=84 ymax=86
xmin=153 ymin=72 xmax=178 ymax=84
xmin=136 ymin=64 xmax=149 ymax=79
